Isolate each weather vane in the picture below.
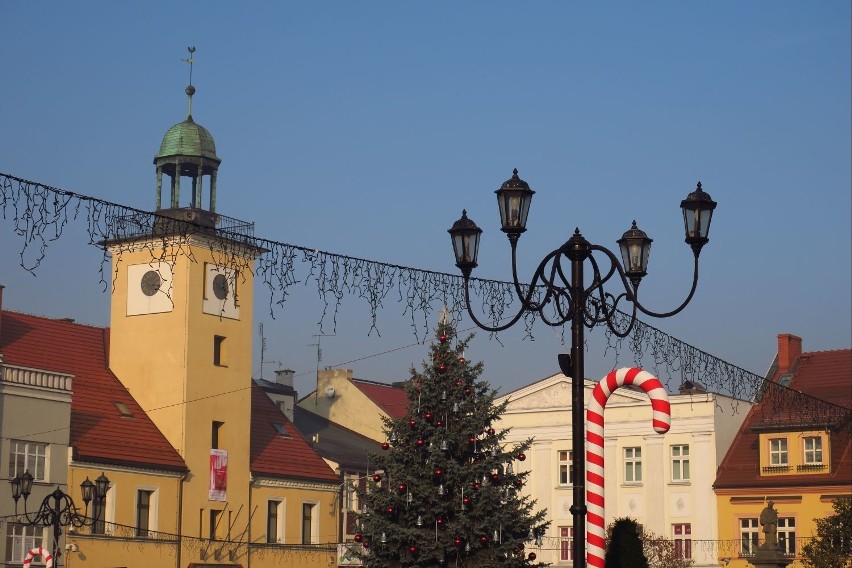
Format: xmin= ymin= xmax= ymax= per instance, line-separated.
xmin=181 ymin=46 xmax=197 ymax=117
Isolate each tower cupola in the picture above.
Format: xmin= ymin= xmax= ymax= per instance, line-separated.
xmin=154 ymin=47 xmax=221 ymax=218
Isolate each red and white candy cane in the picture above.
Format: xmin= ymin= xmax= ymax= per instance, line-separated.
xmin=586 ymin=367 xmax=670 ymax=568
xmin=23 ymin=547 xmax=53 ymax=568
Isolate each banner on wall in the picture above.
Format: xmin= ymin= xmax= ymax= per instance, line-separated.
xmin=209 ymin=449 xmax=228 ymax=501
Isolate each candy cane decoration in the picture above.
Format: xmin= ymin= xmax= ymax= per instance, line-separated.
xmin=586 ymin=368 xmax=671 ymax=568
xmin=23 ymin=547 xmax=53 ymax=568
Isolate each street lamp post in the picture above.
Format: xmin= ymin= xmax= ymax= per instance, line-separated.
xmin=448 ymin=169 xmax=716 ymax=568
xmin=10 ymin=470 xmax=110 ymax=565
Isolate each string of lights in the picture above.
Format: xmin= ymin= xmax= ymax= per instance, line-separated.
xmin=1 ymin=172 xmax=849 ymax=430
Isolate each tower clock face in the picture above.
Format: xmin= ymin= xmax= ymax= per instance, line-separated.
xmin=127 ymin=263 xmax=173 ymax=315
xmin=203 ymin=263 xmax=240 ymax=320
xmin=212 ymin=274 xmax=229 ymax=300
xmin=141 ymin=270 xmax=162 ymax=296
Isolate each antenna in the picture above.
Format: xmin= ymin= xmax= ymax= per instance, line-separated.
xmin=258 ymin=323 xmax=267 ymax=380
xmin=310 ymin=334 xmax=335 ymax=405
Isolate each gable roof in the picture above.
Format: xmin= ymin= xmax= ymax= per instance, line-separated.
xmin=715 ymin=348 xmax=851 ymax=490
xmin=351 ymin=379 xmax=408 ymax=418
xmin=249 ymin=381 xmax=339 ymax=483
xmin=292 ymin=406 xmax=380 ymax=471
xmin=0 ymin=311 xmax=187 ymax=472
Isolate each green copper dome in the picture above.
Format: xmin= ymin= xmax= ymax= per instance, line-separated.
xmin=155 ymin=115 xmax=219 ymax=162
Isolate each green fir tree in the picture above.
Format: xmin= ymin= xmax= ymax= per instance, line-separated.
xmin=355 ymin=320 xmax=549 ymax=567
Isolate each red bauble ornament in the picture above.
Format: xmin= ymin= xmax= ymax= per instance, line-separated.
xmin=458 ymin=356 xmax=465 ymax=363
xmin=438 ymin=334 xmax=448 ymax=343
xmin=517 ymin=452 xmax=526 ymax=461
xmin=437 ymin=517 xmax=445 ymax=526
xmin=397 ymin=483 xmax=407 ymax=493
xmin=354 ymin=534 xmax=363 ymax=542
xmin=424 ymin=411 xmax=433 ymax=421
xmin=514 ymin=478 xmax=523 ymax=488
xmin=416 ymin=437 xmax=425 ymax=447
xmin=381 ymin=442 xmax=390 ymax=450
xmin=528 ymin=552 xmax=537 ymax=561
xmin=454 ymin=379 xmax=462 ymax=387
xmin=453 ymin=536 xmax=463 ymax=547
xmin=472 ymin=482 xmax=481 ymax=491
xmin=363 ymin=541 xmax=370 ymax=548
xmin=437 ymin=363 xmax=447 ymax=374
xmin=464 ymin=387 xmax=472 ymax=396
xmin=479 ymin=534 xmax=488 ymax=545
xmin=491 ymin=473 xmax=500 ymax=483
xmin=463 ymin=496 xmax=471 ymax=506
xmin=436 ymin=419 xmax=444 ymax=427
xmin=409 ymin=418 xmax=417 ymax=428
xmin=468 ymin=435 xmax=476 ymax=444
xmin=386 ymin=506 xmax=394 ymax=515
xmin=409 ymin=545 xmax=417 ymax=553
xmin=373 ymin=473 xmax=381 ymax=482
xmin=434 ymin=467 xmax=443 ymax=477
xmin=487 ymin=428 xmax=496 ymax=436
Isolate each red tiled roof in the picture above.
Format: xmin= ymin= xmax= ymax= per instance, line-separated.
xmin=351 ymin=379 xmax=409 ymax=418
xmin=250 ymin=382 xmax=339 ymax=483
xmin=0 ymin=311 xmax=187 ymax=472
xmin=715 ymin=349 xmax=851 ymax=490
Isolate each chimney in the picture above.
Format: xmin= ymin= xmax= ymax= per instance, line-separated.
xmin=274 ymin=368 xmax=295 ymax=389
xmin=777 ymin=334 xmax=802 ymax=375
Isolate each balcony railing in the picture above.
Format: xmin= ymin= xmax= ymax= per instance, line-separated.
xmin=108 ymin=209 xmax=255 ymax=244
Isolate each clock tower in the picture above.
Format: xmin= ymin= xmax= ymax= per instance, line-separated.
xmin=105 ymin=65 xmax=261 ymax=553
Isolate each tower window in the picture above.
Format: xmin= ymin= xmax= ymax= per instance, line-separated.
xmin=213 ymin=335 xmax=226 ymax=366
xmin=212 ymin=421 xmax=224 ymax=449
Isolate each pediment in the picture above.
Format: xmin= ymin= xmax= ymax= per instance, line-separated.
xmin=501 ymin=373 xmax=651 ymax=412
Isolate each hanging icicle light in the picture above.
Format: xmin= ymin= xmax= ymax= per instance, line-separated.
xmin=438 ymin=483 xmax=445 ymax=496
xmin=416 ymin=515 xmax=423 ymax=527
xmin=440 ymin=439 xmax=449 ymax=451
xmin=506 ymin=462 xmax=514 ymax=475
xmin=441 ymin=390 xmax=448 ymax=401
xmin=453 ymin=402 xmax=460 ymax=414
xmin=493 ymin=529 xmax=499 ymax=543
xmin=528 ymin=528 xmax=534 ymax=540
xmin=491 ymin=446 xmax=499 ymax=457
xmin=381 ymin=532 xmax=387 ymax=544
xmin=389 ymin=431 xmax=398 ymax=443
xmin=407 ymin=492 xmax=413 ymax=504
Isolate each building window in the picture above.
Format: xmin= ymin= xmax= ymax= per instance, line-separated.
xmin=267 ymin=500 xmax=282 ymax=544
xmin=673 ymin=523 xmax=692 ymax=559
xmin=803 ymin=437 xmax=823 ymax=464
xmin=5 ymin=523 xmax=43 ymax=563
xmin=769 ymin=438 xmax=788 ymax=466
xmin=136 ymin=489 xmax=154 ymax=537
xmin=624 ymin=447 xmax=642 ymax=483
xmin=9 ymin=441 xmax=47 ymax=481
xmin=558 ymin=451 xmax=573 ymax=486
xmin=213 ymin=335 xmax=227 ymax=366
xmin=302 ymin=503 xmax=316 ymax=545
xmin=212 ymin=421 xmax=224 ymax=449
xmin=559 ymin=526 xmax=574 ymax=561
xmin=671 ymin=445 xmax=690 ymax=482
xmin=778 ymin=517 xmax=796 ymax=556
xmin=740 ymin=518 xmax=759 ymax=556
xmin=210 ymin=509 xmax=223 ymax=541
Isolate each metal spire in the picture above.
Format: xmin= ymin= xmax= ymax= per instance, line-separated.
xmin=181 ymin=46 xmax=196 ymax=118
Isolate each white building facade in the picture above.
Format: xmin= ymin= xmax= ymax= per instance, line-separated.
xmin=496 ymin=372 xmax=747 ymax=567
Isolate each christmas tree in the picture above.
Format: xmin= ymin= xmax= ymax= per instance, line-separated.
xmin=355 ymin=319 xmax=549 ymax=567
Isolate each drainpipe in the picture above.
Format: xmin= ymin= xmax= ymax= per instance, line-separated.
xmin=176 ymin=471 xmax=187 ymax=568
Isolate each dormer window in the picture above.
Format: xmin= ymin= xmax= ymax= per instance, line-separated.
xmin=769 ymin=438 xmax=788 ymax=466
xmin=803 ymin=436 xmax=823 ymax=464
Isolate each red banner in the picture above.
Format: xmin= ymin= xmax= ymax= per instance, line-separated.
xmin=209 ymin=449 xmax=227 ymax=501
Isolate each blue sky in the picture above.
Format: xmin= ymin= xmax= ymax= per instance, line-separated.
xmin=1 ymin=2 xmax=849 ymax=395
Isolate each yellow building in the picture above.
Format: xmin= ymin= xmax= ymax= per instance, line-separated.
xmin=714 ymin=334 xmax=852 ymax=567
xmin=0 ymin=73 xmax=341 ymax=567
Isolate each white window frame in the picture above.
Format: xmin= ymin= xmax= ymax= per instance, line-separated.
xmin=135 ymin=486 xmax=158 ymax=537
xmin=672 ymin=523 xmax=692 ymax=559
xmin=624 ymin=447 xmax=642 ymax=483
xmin=769 ymin=438 xmax=788 ymax=466
xmin=803 ymin=436 xmax=823 ymax=465
xmin=558 ymin=450 xmax=572 ymax=487
xmin=778 ymin=517 xmax=796 ymax=556
xmin=301 ymin=500 xmax=319 ymax=545
xmin=5 ymin=523 xmax=45 ymax=564
xmin=9 ymin=440 xmax=48 ymax=481
xmin=671 ymin=444 xmax=690 ymax=482
xmin=558 ymin=526 xmax=573 ymax=562
xmin=740 ymin=518 xmax=759 ymax=556
xmin=267 ymin=497 xmax=286 ymax=544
